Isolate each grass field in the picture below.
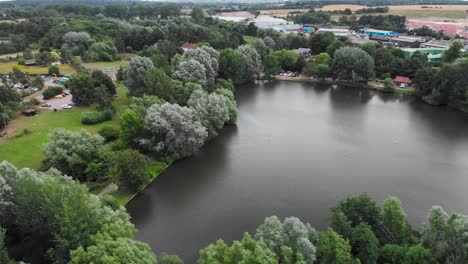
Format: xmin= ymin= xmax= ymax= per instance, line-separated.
xmin=259 ymin=8 xmax=309 ymax=17
xmin=0 ymin=61 xmax=75 ymax=75
xmin=0 ymin=85 xmax=129 ymax=169
xmin=82 ymin=60 xmax=130 ymax=70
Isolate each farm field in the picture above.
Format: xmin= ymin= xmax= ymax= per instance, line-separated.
xmin=0 ymin=85 xmax=129 ymax=169
xmin=259 ymin=8 xmax=309 ymax=17
xmin=321 ymin=4 xmax=468 ymax=20
xmin=0 ymin=61 xmax=75 ymax=74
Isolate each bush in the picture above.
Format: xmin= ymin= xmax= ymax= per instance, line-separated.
xmin=98 ymin=126 xmax=119 ymax=142
xmin=42 ymin=86 xmax=63 ymax=99
xmin=28 ymin=98 xmax=40 ymax=105
xmin=148 ymin=161 xmax=168 ymax=178
xmin=48 ymin=65 xmax=60 ymax=76
xmin=81 ymin=110 xmax=112 ymax=125
xmin=383 ymin=77 xmax=395 ymax=92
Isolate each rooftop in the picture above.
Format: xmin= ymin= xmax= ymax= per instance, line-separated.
xmin=394 ymin=76 xmax=412 ymax=84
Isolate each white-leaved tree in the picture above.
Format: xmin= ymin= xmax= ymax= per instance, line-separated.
xmin=188 ymin=89 xmax=229 ymax=139
xmin=126 ymin=56 xmax=155 ymax=97
xmin=0 ymin=161 xmax=20 ymax=224
xmin=143 ymin=102 xmax=208 ymax=159
xmin=62 ymin=31 xmax=91 ymax=55
xmin=183 ymin=47 xmax=219 ymax=82
xmin=172 ymin=59 xmax=207 ymax=85
xmin=256 ymin=216 xmax=318 ymax=263
xmin=421 ymin=206 xmax=468 ymax=264
xmin=237 ymin=45 xmax=263 ymax=81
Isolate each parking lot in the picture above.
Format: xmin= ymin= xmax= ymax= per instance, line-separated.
xmin=37 ymin=77 xmax=74 ymax=111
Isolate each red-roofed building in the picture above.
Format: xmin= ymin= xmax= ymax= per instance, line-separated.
xmin=407 ymin=20 xmax=468 ymax=38
xmin=181 ymin=43 xmax=196 ymax=52
xmin=394 ymin=76 xmax=412 ymax=88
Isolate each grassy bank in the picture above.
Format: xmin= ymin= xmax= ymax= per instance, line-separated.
xmin=0 ymin=85 xmax=129 ymax=169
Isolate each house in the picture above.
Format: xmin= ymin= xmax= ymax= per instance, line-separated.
xmin=24 ymin=59 xmax=36 ymax=66
xmin=294 ymin=48 xmax=311 ymax=58
xmin=393 ymin=76 xmax=412 ymax=88
xmin=181 ymin=43 xmax=196 ymax=52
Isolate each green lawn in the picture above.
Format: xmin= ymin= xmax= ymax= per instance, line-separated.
xmin=0 ymin=86 xmax=129 ymax=169
xmin=82 ymin=60 xmax=129 ymax=70
xmin=0 ymin=61 xmax=75 ymax=75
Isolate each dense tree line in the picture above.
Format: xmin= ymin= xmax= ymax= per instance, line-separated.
xmin=198 ymin=193 xmax=468 ymax=264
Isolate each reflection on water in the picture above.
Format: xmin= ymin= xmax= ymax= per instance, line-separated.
xmin=128 ymin=80 xmax=468 ymax=262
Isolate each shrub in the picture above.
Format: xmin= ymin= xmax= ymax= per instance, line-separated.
xmin=98 ymin=126 xmax=119 ymax=142
xmin=148 ymin=161 xmax=168 ymax=178
xmin=81 ymin=110 xmax=112 ymax=125
xmin=42 ymin=86 xmax=63 ymax=99
xmin=383 ymin=77 xmax=395 ymax=92
xmin=28 ymin=98 xmax=40 ymax=105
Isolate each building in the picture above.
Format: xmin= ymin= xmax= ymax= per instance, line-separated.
xmin=420 ymin=39 xmax=464 ymax=49
xmin=316 ymin=28 xmax=350 ymax=38
xmin=401 ymin=48 xmax=446 ymax=62
xmin=24 ymin=59 xmax=37 ymax=66
xmin=407 ymin=20 xmax=468 ymax=38
xmin=294 ymin=48 xmax=311 ymax=58
xmin=303 ymin=25 xmax=314 ymax=33
xmin=388 ymin=35 xmax=426 ymax=48
xmin=271 ymin=24 xmax=303 ymax=33
xmin=393 ymin=76 xmax=412 ymax=88
xmin=364 ymin=29 xmax=399 ymax=37
xmin=181 ymin=43 xmax=196 ymax=52
xmin=349 ymin=36 xmax=378 ymax=47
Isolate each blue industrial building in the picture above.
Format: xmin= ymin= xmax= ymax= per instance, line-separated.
xmin=364 ymin=29 xmax=399 ymax=37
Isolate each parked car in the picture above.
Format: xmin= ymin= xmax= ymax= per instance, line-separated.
xmin=62 ymin=104 xmax=72 ymax=109
xmin=41 ymin=103 xmax=51 ymax=107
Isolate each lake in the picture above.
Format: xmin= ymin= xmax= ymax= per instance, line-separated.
xmin=128 ymin=80 xmax=468 ymax=262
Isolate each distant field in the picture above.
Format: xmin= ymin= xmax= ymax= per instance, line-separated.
xmin=317 ymin=4 xmax=369 ymax=11
xmin=0 ymin=86 xmax=129 ymax=169
xmin=0 ymin=61 xmax=75 ymax=75
xmin=259 ymin=9 xmax=309 ymax=17
xmin=321 ymin=4 xmax=468 ymax=20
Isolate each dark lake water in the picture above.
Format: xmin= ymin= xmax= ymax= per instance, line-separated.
xmin=127 ymin=80 xmax=468 ymax=262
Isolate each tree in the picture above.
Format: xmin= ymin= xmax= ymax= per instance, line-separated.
xmin=120 ymin=109 xmax=144 ymax=148
xmin=270 ymin=49 xmax=300 ymax=72
xmin=252 ymin=39 xmax=267 ymax=59
xmin=215 ymin=88 xmax=238 ymax=125
xmin=94 ymin=86 xmax=112 ymax=110
xmin=255 ymin=216 xmax=318 ymax=264
xmin=326 ymin=40 xmax=344 ymax=57
xmin=188 ymin=89 xmax=229 ymax=139
xmin=0 ymin=227 xmax=8 ymax=264
xmin=92 ymin=70 xmax=116 ymax=95
xmin=332 ymin=47 xmax=375 ymax=84
xmin=173 ymin=59 xmax=207 ymax=85
xmin=43 ymin=129 xmax=105 ymax=181
xmin=218 ymin=48 xmax=247 ymax=85
xmin=360 ymin=42 xmax=378 ymax=58
xmin=382 ymin=197 xmax=412 ymax=244
xmin=237 ymin=45 xmax=263 ymax=81
xmin=183 ymin=47 xmax=219 ymax=82
xmin=317 ymin=228 xmax=353 ymax=264
xmin=144 ymin=68 xmax=175 ymax=102
xmin=383 ymin=77 xmax=394 ymax=92
xmin=374 ymin=48 xmax=394 ymax=78
xmin=314 ymin=53 xmax=331 ymax=65
xmin=0 ymin=161 xmax=19 ymax=225
xmin=86 ymin=42 xmax=118 ymax=62
xmin=30 ymin=75 xmax=44 ymax=88
xmin=151 ymin=53 xmax=172 ymax=75
xmin=316 ymin=64 xmax=330 ymax=80
xmin=421 ymin=206 xmax=468 ymax=263
xmin=113 ymin=149 xmax=150 ymax=191
xmin=352 ymin=223 xmax=380 ymax=264
xmin=62 ymin=31 xmax=91 ymax=55
xmin=309 ymin=32 xmax=335 ymax=55
xmin=68 ymin=72 xmax=96 ymax=106
xmin=442 ymin=42 xmax=463 ymax=63
xmin=379 ymin=244 xmax=407 ymax=264
xmin=69 ymin=235 xmax=157 ymax=264
xmin=246 ymin=22 xmax=258 ymax=36
xmin=331 ymin=193 xmax=382 ymax=237
xmin=263 ymin=36 xmax=276 ymax=50
xmin=143 ymin=103 xmax=208 ymax=159
xmin=198 ymin=233 xmax=277 ymax=264
xmin=126 ymin=56 xmax=155 ymax=97
xmin=158 ymin=253 xmax=184 ymax=264
xmin=191 ymin=7 xmax=205 ymax=23
xmin=264 ymin=54 xmax=281 ymax=77
xmin=48 ymin=65 xmax=60 ymax=76
xmin=403 ymin=245 xmax=434 ymax=264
